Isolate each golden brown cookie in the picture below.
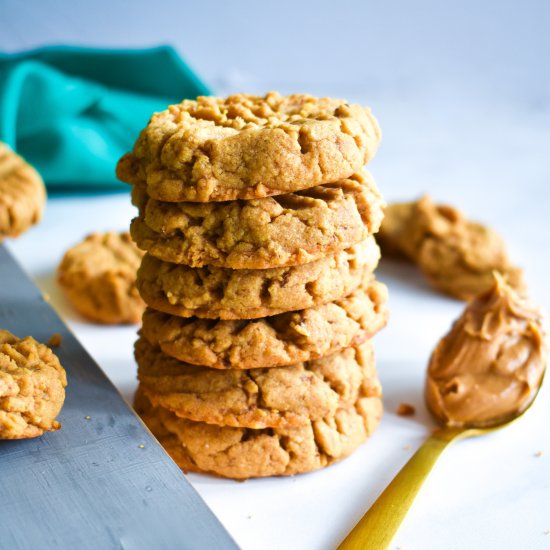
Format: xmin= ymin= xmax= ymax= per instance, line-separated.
xmin=130 ymin=170 xmax=384 ymax=269
xmin=136 ymin=237 xmax=380 ymax=319
xmin=140 ymin=278 xmax=389 ymax=370
xmin=57 ymin=232 xmax=146 ymax=324
xmin=0 ymin=330 xmax=67 ymax=439
xmin=377 ymin=196 xmax=525 ymax=300
xmin=117 ymin=92 xmax=381 ymax=202
xmin=0 ymin=142 xmax=46 ymax=239
xmin=136 ymin=336 xmax=379 ymax=429
xmin=135 ymin=386 xmax=382 ymax=479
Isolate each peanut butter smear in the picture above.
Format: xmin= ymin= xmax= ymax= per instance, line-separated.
xmin=377 ymin=196 xmax=525 ymax=300
xmin=426 ymin=274 xmax=547 ymax=428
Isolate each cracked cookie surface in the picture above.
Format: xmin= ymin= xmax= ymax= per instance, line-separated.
xmin=117 ymin=92 xmax=381 ymax=202
xmin=136 ymin=237 xmax=380 ymax=319
xmin=0 ymin=142 xmax=46 ymax=240
xmin=58 ymin=232 xmax=146 ymax=324
xmin=135 ymin=383 xmax=382 ymax=479
xmin=131 ymin=170 xmax=384 ymax=269
xmin=0 ymin=330 xmax=67 ymax=439
xmin=137 ymin=337 xmax=379 ymax=429
xmin=378 ymin=196 xmax=525 ymax=300
xmin=140 ymin=278 xmax=389 ymax=370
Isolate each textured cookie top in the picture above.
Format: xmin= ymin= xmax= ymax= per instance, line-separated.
xmin=136 ymin=237 xmax=380 ymax=319
xmin=0 ymin=330 xmax=67 ymax=439
xmin=117 ymin=92 xmax=381 ymax=202
xmin=137 ymin=336 xmax=379 ymax=429
xmin=378 ymin=196 xmax=524 ymax=300
xmin=57 ymin=232 xmax=145 ymax=324
xmin=131 ymin=170 xmax=384 ymax=269
xmin=135 ymin=384 xmax=383 ymax=479
xmin=0 ymin=142 xmax=46 ymax=239
xmin=140 ymin=278 xmax=389 ymax=370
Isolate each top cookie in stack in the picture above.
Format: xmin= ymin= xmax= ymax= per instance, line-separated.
xmin=117 ymin=91 xmax=381 ymax=202
xmin=118 ymin=92 xmax=388 ymax=479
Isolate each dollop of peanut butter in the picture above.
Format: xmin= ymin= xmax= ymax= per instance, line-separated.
xmin=426 ymin=274 xmax=547 ymax=428
xmin=378 ymin=196 xmax=525 ymax=300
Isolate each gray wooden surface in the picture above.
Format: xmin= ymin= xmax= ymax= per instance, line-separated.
xmin=0 ymin=244 xmax=239 ymax=550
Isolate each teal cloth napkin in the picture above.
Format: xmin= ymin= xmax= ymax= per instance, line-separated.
xmin=0 ymin=45 xmax=211 ymax=191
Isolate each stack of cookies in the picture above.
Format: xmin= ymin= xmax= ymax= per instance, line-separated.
xmin=117 ymin=92 xmax=388 ymax=479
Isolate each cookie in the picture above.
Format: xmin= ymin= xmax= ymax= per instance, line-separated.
xmin=378 ymin=196 xmax=525 ymax=300
xmin=57 ymin=232 xmax=146 ymax=324
xmin=140 ymin=278 xmax=389 ymax=370
xmin=136 ymin=237 xmax=380 ymax=319
xmin=0 ymin=330 xmax=67 ymax=439
xmin=135 ymin=386 xmax=382 ymax=479
xmin=0 ymin=142 xmax=46 ymax=239
xmin=130 ymin=170 xmax=384 ymax=269
xmin=137 ymin=336 xmax=379 ymax=429
xmin=116 ymin=92 xmax=381 ymax=202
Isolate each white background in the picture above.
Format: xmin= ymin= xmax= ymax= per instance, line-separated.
xmin=3 ymin=2 xmax=550 ymax=549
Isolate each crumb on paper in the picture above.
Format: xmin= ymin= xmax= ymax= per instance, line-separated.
xmin=84 ymin=415 xmax=91 ymax=421
xmin=42 ymin=292 xmax=51 ymax=303
xmin=47 ymin=333 xmax=62 ymax=347
xmin=138 ymin=443 xmax=145 ymax=449
xmin=544 ymin=530 xmax=550 ymax=535
xmin=535 ymin=451 xmax=543 ymax=458
xmin=247 ymin=515 xmax=252 ymax=520
xmin=403 ymin=444 xmax=412 ymax=451
xmin=397 ymin=403 xmax=416 ymax=416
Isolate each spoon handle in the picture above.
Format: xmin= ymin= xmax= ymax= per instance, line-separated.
xmin=338 ymin=428 xmax=466 ymax=550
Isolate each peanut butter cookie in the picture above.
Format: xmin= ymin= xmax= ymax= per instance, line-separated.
xmin=0 ymin=330 xmax=67 ymax=439
xmin=378 ymin=195 xmax=525 ymax=300
xmin=58 ymin=232 xmax=145 ymax=324
xmin=0 ymin=142 xmax=46 ymax=239
xmin=130 ymin=170 xmax=384 ymax=269
xmin=137 ymin=336 xmax=379 ymax=429
xmin=136 ymin=237 xmax=380 ymax=319
xmin=135 ymin=385 xmax=382 ymax=479
xmin=140 ymin=278 xmax=389 ymax=370
xmin=117 ymin=92 xmax=381 ymax=202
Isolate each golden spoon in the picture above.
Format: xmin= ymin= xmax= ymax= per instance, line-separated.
xmin=338 ymin=275 xmax=547 ymax=550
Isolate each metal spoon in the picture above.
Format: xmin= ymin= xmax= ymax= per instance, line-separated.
xmin=337 ymin=382 xmax=544 ymax=550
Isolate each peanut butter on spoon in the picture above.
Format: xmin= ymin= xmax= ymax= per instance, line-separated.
xmin=426 ymin=273 xmax=547 ymax=428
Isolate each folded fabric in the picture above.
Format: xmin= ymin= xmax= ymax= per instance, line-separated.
xmin=0 ymin=45 xmax=211 ymax=191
